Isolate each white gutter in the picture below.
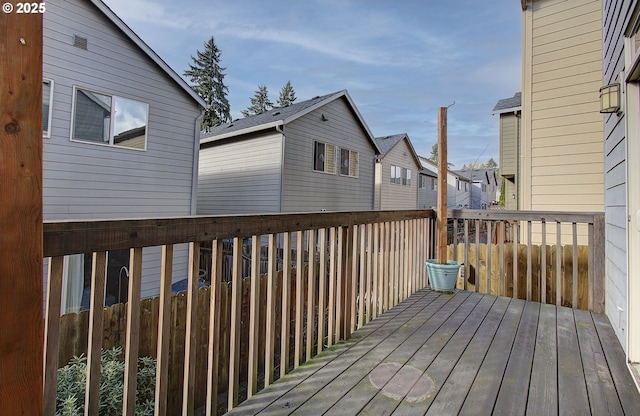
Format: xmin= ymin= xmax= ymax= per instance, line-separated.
xmin=190 ymin=110 xmax=205 ymax=215
xmin=200 ymin=120 xmax=283 ymax=145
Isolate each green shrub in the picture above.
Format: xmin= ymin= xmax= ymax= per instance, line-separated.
xmin=56 ymin=346 xmax=156 ymax=416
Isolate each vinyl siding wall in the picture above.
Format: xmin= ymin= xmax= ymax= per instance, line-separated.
xmin=281 ymin=99 xmax=376 ymax=212
xmin=418 ymin=174 xmax=437 ymax=209
xmin=499 ymin=113 xmax=519 ymax=177
xmin=603 ymin=0 xmax=633 ymax=350
xmin=376 ymin=140 xmax=420 ymax=210
xmin=197 ymin=133 xmax=283 ymax=215
xmin=43 ymin=0 xmax=201 ymax=298
xmin=522 ymin=0 xmax=604 ymax=212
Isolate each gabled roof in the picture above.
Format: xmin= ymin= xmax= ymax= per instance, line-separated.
xmin=492 ymin=92 xmax=521 ymax=115
xmin=89 ymin=0 xmax=206 ymax=108
xmin=374 ymin=133 xmax=422 ymax=167
xmin=420 ymin=167 xmax=437 ymax=177
xmin=455 ymin=168 xmax=498 ymax=185
xmin=201 ymin=90 xmax=381 ymax=154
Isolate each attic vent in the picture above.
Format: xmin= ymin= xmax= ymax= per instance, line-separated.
xmin=73 ymin=35 xmax=88 ymax=50
xmin=273 ymin=111 xmax=281 ymax=116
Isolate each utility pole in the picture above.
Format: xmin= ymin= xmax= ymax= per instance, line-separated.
xmin=0 ymin=10 xmax=44 ymax=415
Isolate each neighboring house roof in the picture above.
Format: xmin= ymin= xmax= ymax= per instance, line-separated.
xmin=492 ymin=92 xmax=521 ymax=115
xmin=456 ymin=168 xmax=498 ymax=185
xmin=420 ymin=167 xmax=437 ymax=177
xmin=374 ymin=133 xmax=422 ymax=167
xmin=201 ymin=90 xmax=381 ymax=153
xmin=452 ymin=170 xmax=472 ymax=182
xmin=89 ymin=0 xmax=206 ymax=109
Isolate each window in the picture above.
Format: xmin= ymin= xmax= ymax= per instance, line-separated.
xmin=340 ymin=148 xmax=359 ymax=177
xmin=391 ymin=165 xmax=411 ymax=186
xmin=456 ymin=178 xmax=461 ymax=190
xmin=465 ymin=182 xmax=468 ymax=191
xmin=313 ymin=140 xmax=336 ymax=174
xmin=431 ymin=178 xmax=437 ymax=191
xmin=419 ymin=176 xmax=426 ymax=189
xmin=71 ymin=87 xmax=148 ymax=150
xmin=43 ymin=79 xmax=54 ymax=138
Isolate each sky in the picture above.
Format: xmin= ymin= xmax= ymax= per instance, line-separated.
xmin=103 ymin=0 xmax=522 ymax=169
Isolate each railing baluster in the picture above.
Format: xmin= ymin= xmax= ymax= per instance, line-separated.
xmin=123 ymin=247 xmax=142 ymax=416
xmin=556 ymin=221 xmax=562 ymax=306
xmin=372 ymin=223 xmax=380 ymax=318
xmin=228 ymin=238 xmax=242 ymax=410
xmin=499 ymin=221 xmax=505 ymax=296
xmin=183 ymin=242 xmax=200 ymax=415
xmin=280 ymin=233 xmax=291 ymax=377
xmin=475 ymin=219 xmax=480 ymax=292
xmin=513 ymin=222 xmax=519 ymax=299
xmin=389 ymin=221 xmax=396 ymax=307
xmin=464 ymin=219 xmax=469 ymax=291
xmin=527 ymin=220 xmax=532 ymax=301
xmin=156 ymin=245 xmax=173 ymax=416
xmin=349 ymin=225 xmax=358 ymax=334
xmin=328 ymin=227 xmax=337 ymax=346
xmin=541 ymin=221 xmax=547 ymax=305
xmin=206 ymin=241 xmax=222 ymax=416
xmin=248 ymin=236 xmax=260 ymax=397
xmin=365 ymin=224 xmax=373 ymax=324
xmin=85 ymin=252 xmax=107 ymax=415
xmin=383 ymin=222 xmax=390 ymax=312
xmin=318 ymin=229 xmax=327 ymax=352
xmin=307 ymin=229 xmax=317 ymax=360
xmin=336 ymin=227 xmax=344 ymax=340
xmin=358 ymin=225 xmax=366 ymax=329
xmin=487 ymin=221 xmax=492 ymax=295
xmin=43 ymin=256 xmax=64 ymax=416
xmin=572 ymin=222 xmax=578 ymax=308
xmin=265 ymin=234 xmax=277 ymax=387
xmin=295 ymin=231 xmax=304 ymax=367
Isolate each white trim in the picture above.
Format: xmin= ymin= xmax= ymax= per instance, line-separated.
xmin=43 ymin=78 xmax=54 ymax=138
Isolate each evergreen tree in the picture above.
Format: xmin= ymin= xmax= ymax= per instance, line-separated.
xmin=242 ymin=85 xmax=273 ymax=117
xmin=184 ymin=36 xmax=231 ymax=131
xmin=277 ymin=81 xmax=296 ymax=107
xmin=486 ymin=157 xmax=498 ymax=168
xmin=427 ymin=143 xmax=438 ymax=164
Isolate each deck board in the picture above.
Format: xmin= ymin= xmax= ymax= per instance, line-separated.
xmin=226 ymin=289 xmax=640 ymax=416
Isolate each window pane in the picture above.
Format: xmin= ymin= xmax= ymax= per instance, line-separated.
xmin=42 ymin=80 xmax=51 ymax=135
xmin=406 ymin=169 xmax=411 ymax=186
xmin=390 ymin=165 xmax=395 ymax=184
xmin=349 ymin=151 xmax=358 ymax=177
xmin=113 ymin=97 xmax=148 ymax=149
xmin=314 ymin=141 xmax=325 ymax=171
xmin=341 ymin=148 xmax=350 ymax=175
xmin=73 ymin=89 xmax=111 ymax=144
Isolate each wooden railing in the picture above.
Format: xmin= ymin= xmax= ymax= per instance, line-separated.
xmin=43 ymin=210 xmax=435 ymax=415
xmin=447 ymin=209 xmax=605 ymax=313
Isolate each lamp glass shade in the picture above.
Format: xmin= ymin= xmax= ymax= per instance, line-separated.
xmin=600 ymin=83 xmax=620 ymax=113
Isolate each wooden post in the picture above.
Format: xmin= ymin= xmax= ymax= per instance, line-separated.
xmin=0 ymin=12 xmax=44 ymax=416
xmin=437 ymin=107 xmax=448 ymax=264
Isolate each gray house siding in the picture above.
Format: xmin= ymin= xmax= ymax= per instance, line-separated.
xmin=281 ymin=98 xmax=376 ymax=212
xmin=418 ymin=173 xmax=437 ymax=209
xmin=376 ymin=139 xmax=419 ymax=210
xmin=603 ymin=0 xmax=633 ymax=348
xmin=43 ymin=0 xmax=201 ymax=299
xmin=197 ymin=133 xmax=284 ymax=215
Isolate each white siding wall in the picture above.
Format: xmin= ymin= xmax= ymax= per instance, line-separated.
xmin=43 ymin=0 xmax=201 ymax=298
xmin=499 ymin=113 xmax=519 ymax=176
xmin=197 ymin=133 xmax=283 ymax=214
xmin=281 ymin=99 xmax=376 ymax=212
xmin=377 ymin=140 xmax=420 ymax=210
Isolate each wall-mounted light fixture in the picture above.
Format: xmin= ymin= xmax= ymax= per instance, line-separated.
xmin=599 ymin=83 xmax=621 ymax=114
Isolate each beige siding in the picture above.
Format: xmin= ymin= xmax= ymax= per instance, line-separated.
xmin=499 ymin=113 xmax=518 ymax=176
xmin=377 ymin=139 xmax=420 ymax=210
xmin=522 ymin=0 xmax=604 ymax=212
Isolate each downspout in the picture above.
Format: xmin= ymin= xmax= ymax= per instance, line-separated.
xmin=276 ymin=124 xmax=285 ymax=213
xmin=190 ymin=110 xmax=205 ymax=215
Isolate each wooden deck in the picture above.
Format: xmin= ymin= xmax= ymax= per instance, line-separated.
xmin=226 ymin=289 xmax=640 ymax=416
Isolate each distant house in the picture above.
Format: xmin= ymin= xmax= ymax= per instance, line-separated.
xmin=457 ymin=168 xmax=499 ymax=209
xmin=492 ymin=92 xmax=521 ymax=210
xmin=373 ymin=134 xmax=422 ymax=210
xmin=42 ymin=0 xmax=206 ymax=312
xmin=519 ymin=0 xmax=604 ymax=212
xmin=418 ymin=167 xmax=438 ymax=210
xmin=602 ymin=0 xmax=640 ymax=373
xmin=198 ymin=90 xmax=381 ymax=214
xmin=418 ymin=157 xmax=471 ymax=209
